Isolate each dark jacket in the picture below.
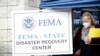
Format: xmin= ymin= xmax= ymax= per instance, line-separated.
xmin=73 ymin=25 xmax=100 ymax=55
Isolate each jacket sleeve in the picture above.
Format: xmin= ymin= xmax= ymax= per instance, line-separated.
xmin=73 ymin=27 xmax=82 ymax=54
xmin=91 ymin=38 xmax=100 ymax=44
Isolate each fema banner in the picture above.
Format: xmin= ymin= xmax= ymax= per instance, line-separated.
xmin=12 ymin=9 xmax=73 ymax=56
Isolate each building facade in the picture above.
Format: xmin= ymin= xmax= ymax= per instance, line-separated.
xmin=0 ymin=0 xmax=40 ymax=56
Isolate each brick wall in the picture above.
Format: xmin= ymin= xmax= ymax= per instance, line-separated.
xmin=0 ymin=0 xmax=40 ymax=56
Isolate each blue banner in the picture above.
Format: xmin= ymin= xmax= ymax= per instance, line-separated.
xmin=40 ymin=0 xmax=100 ymax=8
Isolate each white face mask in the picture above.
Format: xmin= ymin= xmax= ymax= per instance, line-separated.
xmin=83 ymin=22 xmax=91 ymax=28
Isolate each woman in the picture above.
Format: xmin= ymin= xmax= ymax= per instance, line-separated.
xmin=73 ymin=12 xmax=100 ymax=56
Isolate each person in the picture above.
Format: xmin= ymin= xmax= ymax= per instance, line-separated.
xmin=73 ymin=12 xmax=100 ymax=56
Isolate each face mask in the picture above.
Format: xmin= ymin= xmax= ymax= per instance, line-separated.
xmin=83 ymin=22 xmax=91 ymax=28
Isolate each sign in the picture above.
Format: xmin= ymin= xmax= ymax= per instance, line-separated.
xmin=12 ymin=9 xmax=73 ymax=56
xmin=89 ymin=28 xmax=100 ymax=38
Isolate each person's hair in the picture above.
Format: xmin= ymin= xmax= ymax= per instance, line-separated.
xmin=81 ymin=12 xmax=95 ymax=25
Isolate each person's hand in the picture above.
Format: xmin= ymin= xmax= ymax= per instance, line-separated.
xmin=75 ymin=49 xmax=81 ymax=55
xmin=84 ymin=38 xmax=91 ymax=44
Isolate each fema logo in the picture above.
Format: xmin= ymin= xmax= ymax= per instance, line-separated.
xmin=23 ymin=17 xmax=35 ymax=30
